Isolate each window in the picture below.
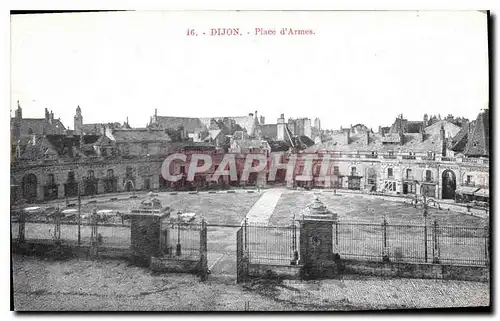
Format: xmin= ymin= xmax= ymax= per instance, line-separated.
xmin=384 ymin=181 xmax=397 ymax=192
xmin=351 ymin=167 xmax=357 ymax=176
xmin=333 ymin=166 xmax=339 ymax=175
xmin=387 ymin=168 xmax=393 ymax=178
xmin=67 ymin=171 xmax=75 ymax=182
xmin=388 ymin=151 xmax=394 ymax=156
xmin=107 ymin=169 xmax=114 ymax=178
xmin=466 ymin=175 xmax=472 ymax=184
xmin=425 ymin=170 xmax=432 ymax=182
xmin=126 ymin=167 xmax=133 ymax=179
xmin=141 ymin=143 xmax=148 ymax=154
xmin=406 ymin=169 xmax=412 ymax=179
xmin=47 ymin=174 xmax=55 ymax=185
xmin=87 ymin=170 xmax=95 ymax=179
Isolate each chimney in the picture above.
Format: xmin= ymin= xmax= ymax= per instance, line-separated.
xmin=50 ymin=110 xmax=54 ymax=123
xmin=440 ymin=124 xmax=445 ymax=140
xmin=344 ymin=129 xmax=350 ymax=144
xmin=259 ymin=115 xmax=265 ymax=125
xmin=365 ymin=131 xmax=370 ymax=145
xmin=67 ymin=138 xmax=74 ymax=158
xmin=154 ymin=109 xmax=158 ymax=123
xmin=45 ymin=108 xmax=50 ymax=121
xmin=378 ymin=126 xmax=384 ymax=137
xmin=440 ymin=124 xmax=446 ymax=156
xmin=399 ymin=129 xmax=405 ymax=145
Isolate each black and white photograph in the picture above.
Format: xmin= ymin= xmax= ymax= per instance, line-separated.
xmin=8 ymin=10 xmax=491 ymax=312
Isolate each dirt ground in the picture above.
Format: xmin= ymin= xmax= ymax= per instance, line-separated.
xmin=12 ymin=255 xmax=490 ymax=311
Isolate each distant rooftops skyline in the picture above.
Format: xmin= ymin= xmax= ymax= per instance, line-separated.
xmin=10 ymin=100 xmax=487 ymax=133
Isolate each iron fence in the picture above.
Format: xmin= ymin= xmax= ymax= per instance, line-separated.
xmin=11 ymin=212 xmax=489 ymax=267
xmin=242 ymin=219 xmax=488 ymax=267
xmin=160 ymin=220 xmax=202 ymax=258
xmin=334 ymin=220 xmax=489 ymax=266
xmin=245 ymin=221 xmax=299 ymax=265
xmin=11 ymin=211 xmax=132 ymax=249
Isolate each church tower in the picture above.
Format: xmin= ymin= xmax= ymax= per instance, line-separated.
xmin=74 ymin=106 xmax=83 ymax=134
xmin=12 ymin=100 xmax=22 ymax=141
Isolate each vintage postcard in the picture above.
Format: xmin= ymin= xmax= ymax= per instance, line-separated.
xmin=10 ymin=10 xmax=490 ymax=312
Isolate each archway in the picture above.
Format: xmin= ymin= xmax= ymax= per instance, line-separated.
xmin=125 ymin=180 xmax=134 ymax=192
xmin=22 ymin=173 xmax=38 ymax=202
xmin=366 ymin=167 xmax=377 ymax=191
xmin=442 ymin=169 xmax=456 ymax=200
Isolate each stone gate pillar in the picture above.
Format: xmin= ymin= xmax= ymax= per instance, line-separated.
xmin=299 ymin=195 xmax=338 ymax=279
xmin=129 ymin=210 xmax=170 ymax=266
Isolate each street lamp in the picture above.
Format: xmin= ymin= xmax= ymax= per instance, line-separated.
xmin=414 ymin=194 xmax=440 ymax=264
xmin=423 ymin=196 xmax=428 ymax=263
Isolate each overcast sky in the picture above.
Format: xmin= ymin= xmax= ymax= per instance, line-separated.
xmin=10 ymin=10 xmax=488 ymax=131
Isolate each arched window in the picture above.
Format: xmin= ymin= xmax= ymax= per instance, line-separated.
xmin=87 ymin=170 xmax=95 ymax=179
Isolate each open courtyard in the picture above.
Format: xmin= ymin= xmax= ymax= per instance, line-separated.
xmin=12 ymin=188 xmax=489 ymax=273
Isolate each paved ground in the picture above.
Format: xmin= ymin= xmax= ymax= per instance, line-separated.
xmin=12 ymin=256 xmax=490 ymax=311
xmin=244 ymin=188 xmax=285 ymax=224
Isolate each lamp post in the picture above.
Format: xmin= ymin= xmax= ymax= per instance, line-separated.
xmin=423 ymin=196 xmax=428 ymax=263
xmin=78 ymin=178 xmax=83 ymax=245
xmin=415 ymin=194 xmax=440 ymax=264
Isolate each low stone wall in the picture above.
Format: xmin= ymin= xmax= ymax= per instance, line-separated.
xmin=245 ymin=258 xmax=489 ymax=283
xmin=12 ymin=241 xmax=131 ymax=261
xmin=149 ymin=256 xmax=200 ymax=274
xmin=342 ymin=259 xmax=489 ymax=282
xmin=248 ymin=263 xmax=303 ymax=280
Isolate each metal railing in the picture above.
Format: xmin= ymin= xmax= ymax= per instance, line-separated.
xmin=333 ymin=220 xmax=488 ymax=266
xmin=161 ymin=220 xmax=202 ymax=257
xmin=11 ymin=218 xmax=132 ymax=249
xmin=245 ymin=221 xmax=299 ymax=265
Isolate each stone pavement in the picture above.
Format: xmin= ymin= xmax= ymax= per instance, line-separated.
xmin=243 ymin=188 xmax=285 ymax=224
